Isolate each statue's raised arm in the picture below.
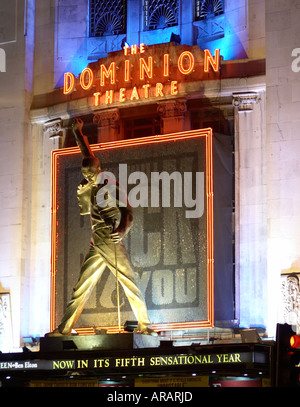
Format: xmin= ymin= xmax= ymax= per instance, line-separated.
xmin=72 ymin=118 xmax=101 ymax=186
xmin=72 ymin=118 xmax=95 ymax=159
xmin=45 ymin=117 xmax=156 ymax=338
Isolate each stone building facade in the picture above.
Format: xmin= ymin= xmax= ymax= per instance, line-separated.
xmin=0 ymin=0 xmax=299 ymax=350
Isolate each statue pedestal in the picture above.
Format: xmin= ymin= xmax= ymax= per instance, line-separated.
xmin=40 ymin=333 xmax=160 ymax=352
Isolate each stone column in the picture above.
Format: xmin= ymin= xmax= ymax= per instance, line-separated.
xmin=157 ymin=98 xmax=187 ymax=134
xmin=43 ymin=118 xmax=64 ymax=150
xmin=93 ymin=108 xmax=120 ymax=142
xmin=27 ymin=118 xmax=65 ymax=336
xmin=232 ymin=91 xmax=267 ymax=329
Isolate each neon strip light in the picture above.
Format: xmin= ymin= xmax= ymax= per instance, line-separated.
xmin=50 ymin=150 xmax=59 ymax=331
xmin=51 ymin=129 xmax=214 ymax=333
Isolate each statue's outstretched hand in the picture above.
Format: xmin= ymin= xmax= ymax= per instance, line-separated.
xmin=72 ymin=117 xmax=84 ymax=133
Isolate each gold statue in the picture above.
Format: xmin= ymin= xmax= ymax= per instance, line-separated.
xmin=46 ymin=118 xmax=156 ymax=336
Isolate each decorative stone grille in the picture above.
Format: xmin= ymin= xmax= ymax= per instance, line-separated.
xmin=144 ymin=0 xmax=178 ymax=30
xmin=89 ymin=0 xmax=127 ymax=37
xmin=195 ymin=0 xmax=224 ymax=21
xmin=281 ymin=273 xmax=300 ymax=333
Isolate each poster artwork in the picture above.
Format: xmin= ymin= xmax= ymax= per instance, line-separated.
xmin=51 ymin=129 xmax=213 ymax=332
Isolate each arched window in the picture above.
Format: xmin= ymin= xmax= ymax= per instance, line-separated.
xmin=144 ymin=0 xmax=179 ymax=31
xmin=195 ymin=0 xmax=224 ymax=21
xmin=89 ymin=0 xmax=127 ymax=37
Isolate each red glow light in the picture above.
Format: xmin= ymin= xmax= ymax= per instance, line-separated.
xmin=290 ymin=335 xmax=300 ymax=348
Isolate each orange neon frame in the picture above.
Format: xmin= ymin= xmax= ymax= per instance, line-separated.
xmin=50 ymin=128 xmax=214 ymax=334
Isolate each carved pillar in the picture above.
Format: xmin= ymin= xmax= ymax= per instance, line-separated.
xmin=0 ymin=288 xmax=13 ymax=353
xmin=232 ymin=92 xmax=261 ymax=112
xmin=280 ymin=271 xmax=300 ymax=334
xmin=93 ymin=108 xmax=120 ymax=142
xmin=43 ymin=118 xmax=64 ymax=149
xmin=232 ymin=91 xmax=267 ymax=328
xmin=157 ymin=99 xmax=187 ymax=134
xmin=26 ymin=117 xmax=66 ymax=336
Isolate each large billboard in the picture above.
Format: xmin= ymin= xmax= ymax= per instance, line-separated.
xmin=50 ymin=129 xmax=214 ymax=333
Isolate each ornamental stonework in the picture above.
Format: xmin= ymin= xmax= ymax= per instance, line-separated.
xmin=280 ymin=272 xmax=300 ymax=333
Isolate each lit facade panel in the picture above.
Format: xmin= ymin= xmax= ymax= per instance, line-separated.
xmin=51 ymin=129 xmax=214 ymax=333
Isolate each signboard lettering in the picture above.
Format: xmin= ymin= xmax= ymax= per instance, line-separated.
xmin=63 ymin=44 xmax=220 ymax=107
xmin=0 ymin=350 xmax=267 ymax=372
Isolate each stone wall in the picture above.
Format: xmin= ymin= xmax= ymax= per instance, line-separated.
xmin=266 ymin=0 xmax=300 ymax=335
xmin=0 ymin=0 xmax=278 ymax=348
xmin=0 ymin=0 xmax=35 ymax=348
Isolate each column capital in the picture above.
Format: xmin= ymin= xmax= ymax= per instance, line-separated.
xmin=93 ymin=108 xmax=120 ymax=128
xmin=93 ymin=108 xmax=120 ymax=142
xmin=232 ymin=92 xmax=261 ymax=111
xmin=157 ymin=98 xmax=187 ymax=118
xmin=43 ymin=118 xmax=63 ymax=138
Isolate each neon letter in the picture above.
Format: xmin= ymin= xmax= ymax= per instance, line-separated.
xmin=171 ymin=81 xmax=178 ymax=95
xmin=164 ymin=54 xmax=169 ymax=77
xmin=125 ymin=59 xmax=130 ymax=82
xmin=130 ymin=86 xmax=139 ymax=100
xmin=131 ymin=44 xmax=138 ymax=54
xmin=155 ymin=83 xmax=164 ymax=97
xmin=140 ymin=57 xmax=153 ymax=80
xmin=100 ymin=62 xmax=116 ymax=86
xmin=204 ymin=49 xmax=220 ymax=72
xmin=105 ymin=90 xmax=114 ymax=104
xmin=80 ymin=67 xmax=94 ymax=90
xmin=64 ymin=72 xmax=75 ymax=94
xmin=94 ymin=92 xmax=101 ymax=106
xmin=142 ymin=84 xmax=150 ymax=98
xmin=178 ymin=51 xmax=195 ymax=75
xmin=119 ymin=88 xmax=126 ymax=102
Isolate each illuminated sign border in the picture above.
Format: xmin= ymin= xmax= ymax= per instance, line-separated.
xmin=50 ymin=128 xmax=214 ymax=334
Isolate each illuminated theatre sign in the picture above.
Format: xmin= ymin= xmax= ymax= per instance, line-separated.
xmin=63 ymin=43 xmax=220 ymax=106
xmin=50 ymin=129 xmax=214 ymax=333
xmin=0 ymin=349 xmax=269 ymax=373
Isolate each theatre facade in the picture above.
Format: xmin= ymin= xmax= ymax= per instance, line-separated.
xmin=1 ymin=0 xmax=300 ymax=387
